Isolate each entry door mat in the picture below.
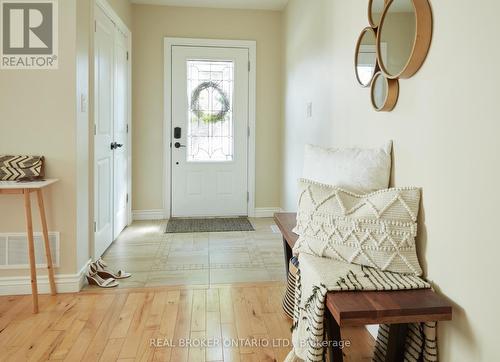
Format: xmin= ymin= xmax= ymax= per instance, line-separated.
xmin=165 ymin=217 xmax=255 ymax=233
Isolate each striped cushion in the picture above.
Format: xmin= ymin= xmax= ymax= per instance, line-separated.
xmin=282 ymin=256 xmax=299 ymax=319
xmin=0 ymin=155 xmax=45 ymax=181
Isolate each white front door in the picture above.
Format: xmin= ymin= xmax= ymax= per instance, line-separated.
xmin=94 ymin=4 xmax=114 ymax=257
xmin=171 ymin=46 xmax=249 ymax=217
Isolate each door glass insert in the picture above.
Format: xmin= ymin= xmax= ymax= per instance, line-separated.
xmin=187 ymin=60 xmax=234 ymax=162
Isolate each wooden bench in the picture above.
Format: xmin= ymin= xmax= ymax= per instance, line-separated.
xmin=274 ymin=212 xmax=452 ymax=362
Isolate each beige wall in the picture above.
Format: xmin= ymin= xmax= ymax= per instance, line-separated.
xmin=131 ymin=5 xmax=282 ymax=211
xmin=282 ymin=0 xmax=499 ymax=360
xmin=107 ymin=0 xmax=133 ymax=29
xmin=0 ymin=0 xmax=78 ymax=276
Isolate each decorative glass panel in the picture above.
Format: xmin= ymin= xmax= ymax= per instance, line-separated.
xmin=187 ymin=60 xmax=234 ymax=162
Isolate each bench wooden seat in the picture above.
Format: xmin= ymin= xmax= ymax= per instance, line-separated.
xmin=274 ymin=212 xmax=452 ymax=362
xmin=327 ymin=289 xmax=452 ymax=327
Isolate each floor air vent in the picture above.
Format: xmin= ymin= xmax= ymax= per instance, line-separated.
xmin=0 ymin=232 xmax=59 ymax=269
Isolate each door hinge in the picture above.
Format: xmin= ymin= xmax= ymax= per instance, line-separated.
xmin=126 ymin=193 xmax=129 ymax=203
xmin=126 ymin=51 xmax=129 ymax=61
xmin=247 ymin=192 xmax=250 ymax=202
xmin=248 ymin=61 xmax=251 ymax=72
xmin=94 ymin=21 xmax=97 ymax=32
xmin=126 ymin=124 xmax=129 ymax=133
xmin=248 ymin=126 xmax=250 ymax=137
xmin=94 ymin=124 xmax=97 ymax=135
xmin=93 ymin=221 xmax=96 ymax=232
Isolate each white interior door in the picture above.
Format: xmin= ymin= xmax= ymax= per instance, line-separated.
xmin=94 ymin=4 xmax=130 ymax=258
xmin=113 ymin=28 xmax=129 ymax=239
xmin=94 ymin=5 xmax=114 ymax=258
xmin=171 ymin=46 xmax=249 ymax=217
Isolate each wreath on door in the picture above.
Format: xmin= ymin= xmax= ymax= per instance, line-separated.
xmin=191 ymin=81 xmax=230 ymax=124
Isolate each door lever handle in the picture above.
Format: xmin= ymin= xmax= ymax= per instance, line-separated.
xmin=110 ymin=142 xmax=124 ymax=150
xmin=174 ymin=142 xmax=186 ymax=149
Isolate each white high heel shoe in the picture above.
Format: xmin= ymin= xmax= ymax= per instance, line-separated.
xmin=93 ymin=258 xmax=132 ymax=279
xmin=86 ymin=270 xmax=119 ymax=288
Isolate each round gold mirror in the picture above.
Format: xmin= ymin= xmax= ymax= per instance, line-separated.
xmin=371 ymin=72 xmax=399 ymax=111
xmin=377 ymin=0 xmax=433 ymax=79
xmin=368 ymin=0 xmax=386 ymax=28
xmin=355 ymin=27 xmax=378 ymax=87
xmin=356 ymin=0 xmax=432 ymax=111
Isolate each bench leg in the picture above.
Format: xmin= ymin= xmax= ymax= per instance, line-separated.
xmin=283 ymin=237 xmax=292 ymax=278
xmin=325 ymin=310 xmax=343 ymax=362
xmin=385 ymin=323 xmax=408 ymax=362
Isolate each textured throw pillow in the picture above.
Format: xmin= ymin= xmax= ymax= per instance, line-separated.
xmin=293 ymin=179 xmax=423 ymax=276
xmin=302 ymin=142 xmax=392 ymax=194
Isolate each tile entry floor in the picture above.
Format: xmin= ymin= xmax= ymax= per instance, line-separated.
xmin=85 ymin=218 xmax=286 ymax=290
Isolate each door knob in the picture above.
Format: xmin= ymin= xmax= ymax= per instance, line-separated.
xmin=174 ymin=142 xmax=186 ymax=149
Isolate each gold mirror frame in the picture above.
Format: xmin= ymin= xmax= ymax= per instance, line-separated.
xmin=371 ymin=72 xmax=399 ymax=112
xmin=368 ymin=0 xmax=387 ymax=28
xmin=354 ymin=27 xmax=379 ymax=88
xmin=356 ymin=0 xmax=433 ymax=112
xmin=376 ymin=0 xmax=433 ymax=80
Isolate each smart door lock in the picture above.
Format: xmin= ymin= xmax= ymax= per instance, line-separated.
xmin=174 ymin=127 xmax=182 ymax=139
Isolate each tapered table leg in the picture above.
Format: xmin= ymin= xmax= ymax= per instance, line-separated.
xmin=23 ymin=189 xmax=39 ymax=313
xmin=37 ymin=189 xmax=56 ymax=296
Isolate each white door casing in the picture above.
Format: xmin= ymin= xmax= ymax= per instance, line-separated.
xmin=170 ymin=46 xmax=249 ymax=217
xmin=94 ymin=4 xmax=114 ymax=258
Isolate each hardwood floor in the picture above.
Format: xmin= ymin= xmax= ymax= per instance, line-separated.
xmin=0 ymin=283 xmax=374 ymax=361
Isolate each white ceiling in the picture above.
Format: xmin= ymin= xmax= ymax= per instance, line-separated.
xmin=130 ymin=0 xmax=289 ymax=11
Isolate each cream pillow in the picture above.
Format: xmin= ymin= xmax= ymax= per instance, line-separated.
xmin=293 ymin=179 xmax=423 ymax=276
xmin=302 ymin=141 xmax=392 ymax=193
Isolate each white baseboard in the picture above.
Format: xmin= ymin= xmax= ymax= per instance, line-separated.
xmin=0 ymin=258 xmax=91 ymax=296
xmin=132 ymin=209 xmax=166 ymax=221
xmin=253 ymin=207 xmax=282 ymax=218
xmin=133 ymin=208 xmax=282 ymax=220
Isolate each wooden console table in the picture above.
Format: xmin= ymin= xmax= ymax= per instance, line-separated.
xmin=274 ymin=212 xmax=452 ymax=362
xmin=0 ymin=179 xmax=58 ymax=313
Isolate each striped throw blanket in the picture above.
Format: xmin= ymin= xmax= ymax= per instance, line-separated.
xmin=283 ymin=256 xmax=300 ymax=319
xmin=284 ymin=254 xmax=438 ymax=362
